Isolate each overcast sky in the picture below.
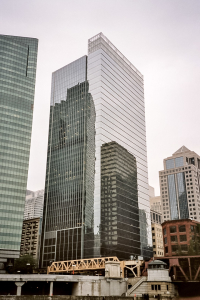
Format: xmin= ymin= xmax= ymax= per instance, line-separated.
xmin=1 ymin=0 xmax=200 ymax=196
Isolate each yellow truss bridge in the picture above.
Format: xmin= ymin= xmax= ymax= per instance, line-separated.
xmin=47 ymin=256 xmax=144 ymax=278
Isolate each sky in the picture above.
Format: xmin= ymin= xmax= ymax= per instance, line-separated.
xmin=1 ymin=0 xmax=200 ymax=196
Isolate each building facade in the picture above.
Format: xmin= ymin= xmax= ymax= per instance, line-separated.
xmin=149 ymin=185 xmax=162 ymax=219
xmin=151 ymin=214 xmax=164 ymax=257
xmin=40 ymin=33 xmax=152 ymax=267
xmin=159 ymin=146 xmax=200 ymax=222
xmin=162 ymin=219 xmax=200 ymax=257
xmin=24 ymin=190 xmax=44 ymax=220
xmin=101 ymin=142 xmax=140 ymax=259
xmin=0 ymin=35 xmax=38 ymax=263
xmin=20 ymin=217 xmax=42 ymax=265
xmin=150 ymin=196 xmax=162 ymax=215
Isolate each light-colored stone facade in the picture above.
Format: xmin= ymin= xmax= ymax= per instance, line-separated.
xmin=24 ymin=190 xmax=44 ymax=220
xmin=159 ymin=146 xmax=200 ymax=222
xmin=127 ymin=260 xmax=177 ymax=298
xmin=151 ymin=223 xmax=164 ymax=257
xmin=150 ymin=196 xmax=162 ymax=215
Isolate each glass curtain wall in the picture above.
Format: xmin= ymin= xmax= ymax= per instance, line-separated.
xmin=100 ymin=142 xmax=140 ymax=260
xmin=88 ymin=33 xmax=152 ymax=258
xmin=40 ymin=57 xmax=95 ymax=267
xmin=176 ymin=172 xmax=189 ymax=219
xmin=0 ymin=35 xmax=38 ymax=257
xmin=168 ymin=174 xmax=179 ymax=219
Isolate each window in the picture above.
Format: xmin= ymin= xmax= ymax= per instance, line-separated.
xmin=170 ymin=226 xmax=176 ymax=233
xmin=166 ymin=159 xmax=174 ymax=170
xmin=164 ymin=237 xmax=167 ymax=244
xmin=180 ymin=235 xmax=187 ymax=242
xmin=179 ymin=225 xmax=186 ymax=232
xmin=172 ymin=245 xmax=178 ymax=252
xmin=158 ymin=285 xmax=161 ymax=290
xmin=167 ymin=285 xmax=169 ymax=291
xmin=171 ymin=235 xmax=177 ymax=242
xmin=181 ymin=244 xmax=188 ymax=251
xmin=151 ymin=285 xmax=154 ymax=290
xmin=175 ymin=157 xmax=184 ymax=167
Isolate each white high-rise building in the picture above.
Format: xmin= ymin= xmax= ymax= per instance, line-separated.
xmin=24 ymin=190 xmax=44 ymax=220
xmin=159 ymin=146 xmax=200 ymax=222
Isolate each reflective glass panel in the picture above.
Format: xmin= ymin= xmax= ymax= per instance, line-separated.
xmin=176 ymin=172 xmax=189 ymax=219
xmin=168 ymin=174 xmax=179 ymax=219
xmin=166 ymin=159 xmax=174 ymax=170
xmin=175 ymin=157 xmax=184 ymax=168
xmin=0 ymin=35 xmax=38 ymax=253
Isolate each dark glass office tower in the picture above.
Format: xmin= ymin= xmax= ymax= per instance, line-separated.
xmin=100 ymin=142 xmax=140 ymax=260
xmin=41 ymin=34 xmax=152 ymax=267
xmin=0 ymin=35 xmax=38 ymax=262
xmin=40 ymin=57 xmax=95 ymax=267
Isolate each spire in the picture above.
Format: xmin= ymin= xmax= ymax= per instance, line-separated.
xmin=173 ymin=146 xmax=190 ymax=155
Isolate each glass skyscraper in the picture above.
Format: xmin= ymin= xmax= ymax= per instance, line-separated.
xmin=0 ymin=35 xmax=38 ymax=262
xmin=41 ymin=33 xmax=152 ymax=267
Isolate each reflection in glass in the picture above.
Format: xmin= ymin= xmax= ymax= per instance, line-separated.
xmin=168 ymin=174 xmax=179 ymax=219
xmin=175 ymin=157 xmax=184 ymax=168
xmin=176 ymin=172 xmax=189 ymax=219
xmin=40 ymin=61 xmax=96 ymax=266
xmin=100 ymin=142 xmax=140 ymax=259
xmin=41 ymin=33 xmax=153 ymax=264
xmin=88 ymin=33 xmax=152 ymax=259
xmin=166 ymin=159 xmax=175 ymax=170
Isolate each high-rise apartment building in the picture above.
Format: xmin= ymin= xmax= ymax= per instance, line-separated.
xmin=159 ymin=146 xmax=200 ymax=222
xmin=24 ymin=190 xmax=44 ymax=220
xmin=0 ymin=35 xmax=38 ymax=264
xmin=20 ymin=217 xmax=42 ymax=266
xmin=40 ymin=33 xmax=152 ymax=267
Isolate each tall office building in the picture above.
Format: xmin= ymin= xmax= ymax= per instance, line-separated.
xmin=24 ymin=190 xmax=44 ymax=220
xmin=41 ymin=33 xmax=151 ymax=267
xmin=0 ymin=35 xmax=38 ymax=264
xmin=159 ymin=146 xmax=200 ymax=222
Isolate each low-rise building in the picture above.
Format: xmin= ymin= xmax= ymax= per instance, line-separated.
xmin=20 ymin=217 xmax=42 ymax=266
xmin=127 ymin=260 xmax=177 ymax=298
xmin=162 ymin=218 xmax=200 ymax=257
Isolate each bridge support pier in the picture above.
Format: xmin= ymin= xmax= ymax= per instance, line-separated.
xmin=15 ymin=282 xmax=25 ymax=296
xmin=50 ymin=281 xmax=53 ymax=296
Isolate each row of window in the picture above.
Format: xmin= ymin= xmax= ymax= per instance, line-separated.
xmin=164 ymin=234 xmax=187 ymax=244
xmin=151 ymin=284 xmax=169 ymax=291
